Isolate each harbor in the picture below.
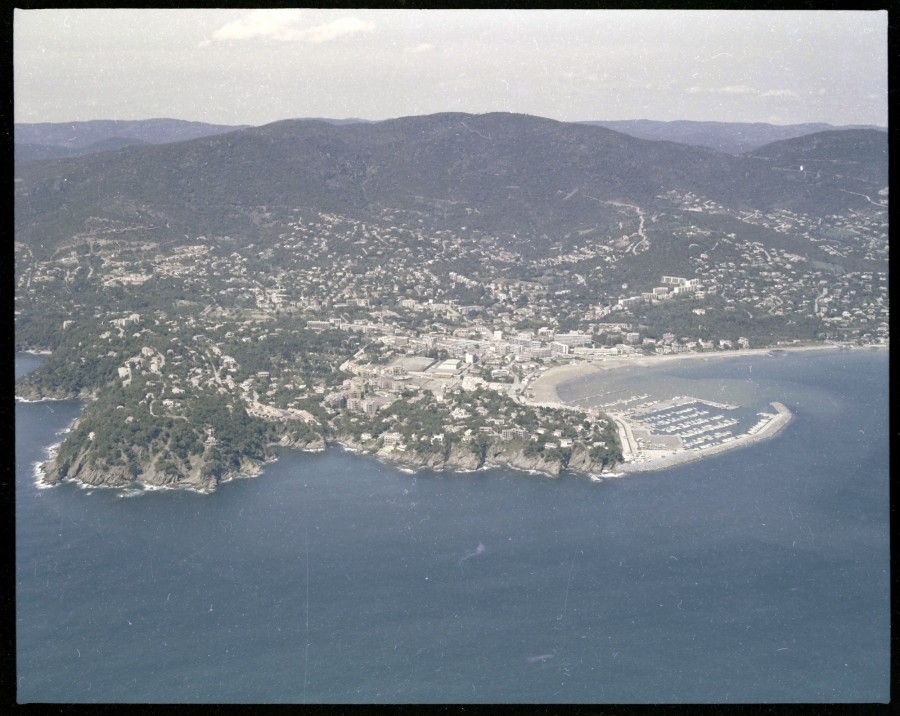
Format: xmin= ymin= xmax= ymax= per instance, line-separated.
xmin=526 ymin=350 xmax=814 ymax=473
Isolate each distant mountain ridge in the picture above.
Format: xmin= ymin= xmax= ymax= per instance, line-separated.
xmin=16 ymin=137 xmax=151 ymax=164
xmin=306 ymin=117 xmax=375 ymax=125
xmin=14 ymin=118 xmax=253 ymax=149
xmin=14 ymin=119 xmax=253 ymax=170
xmin=14 ymin=112 xmax=887 ymax=256
xmin=579 ymin=119 xmax=886 ymax=155
xmin=13 ymin=118 xmax=382 ymax=167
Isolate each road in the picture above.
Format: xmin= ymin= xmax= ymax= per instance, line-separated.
xmin=610 ymin=413 xmax=639 ymax=460
xmin=839 ymin=188 xmax=885 ymax=208
xmin=814 ymin=287 xmax=828 ymax=315
xmin=609 ymin=201 xmax=650 ymax=255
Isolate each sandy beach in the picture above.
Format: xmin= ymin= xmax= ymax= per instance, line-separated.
xmin=527 ymin=344 xmax=877 ymax=405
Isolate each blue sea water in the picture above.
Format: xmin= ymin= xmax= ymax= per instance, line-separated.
xmin=15 ymin=348 xmax=890 ymax=703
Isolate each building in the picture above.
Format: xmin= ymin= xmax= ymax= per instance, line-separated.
xmin=433 ymin=359 xmax=462 ymax=376
xmin=501 ymin=427 xmax=527 ymax=441
xmin=553 ymin=333 xmax=592 ymax=346
xmin=306 ymin=320 xmax=332 ymax=331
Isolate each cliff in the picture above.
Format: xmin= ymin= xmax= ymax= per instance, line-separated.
xmin=40 ymin=428 xmax=271 ymax=493
xmin=360 ymin=439 xmax=610 ymax=480
xmin=565 ymin=445 xmax=612 ymax=476
xmin=42 ymin=443 xmax=219 ymax=492
xmin=482 ymin=444 xmax=566 ymax=476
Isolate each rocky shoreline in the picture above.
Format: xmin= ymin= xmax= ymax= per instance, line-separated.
xmin=36 ymin=427 xmax=611 ymax=493
xmin=37 ymin=429 xmax=330 ymax=494
xmin=370 ymin=441 xmax=609 ymax=479
xmin=16 ymin=385 xmax=98 ymax=402
xmin=332 ymin=431 xmax=613 ymax=480
xmin=39 ymin=444 xmax=263 ymax=493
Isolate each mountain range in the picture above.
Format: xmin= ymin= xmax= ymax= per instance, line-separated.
xmin=15 ymin=115 xmax=884 ymax=163
xmin=14 ymin=112 xmax=887 ymax=257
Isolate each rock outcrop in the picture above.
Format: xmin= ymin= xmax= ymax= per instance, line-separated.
xmin=565 ymin=446 xmax=610 ymax=476
xmin=272 ymin=434 xmax=326 ymax=452
xmin=362 ymin=441 xmax=610 ymax=479
xmin=41 ymin=440 xmax=262 ymax=493
xmin=483 ymin=445 xmax=565 ymax=476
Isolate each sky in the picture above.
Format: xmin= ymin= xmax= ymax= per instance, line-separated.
xmin=13 ymin=8 xmax=888 ymax=127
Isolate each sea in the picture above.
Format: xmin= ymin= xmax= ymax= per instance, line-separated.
xmin=14 ymin=348 xmax=890 ymax=704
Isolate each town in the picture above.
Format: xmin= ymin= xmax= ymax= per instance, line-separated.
xmin=14 ymin=188 xmax=888 ymax=489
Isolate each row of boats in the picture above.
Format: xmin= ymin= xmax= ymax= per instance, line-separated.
xmin=627 ymin=399 xmax=749 ymax=452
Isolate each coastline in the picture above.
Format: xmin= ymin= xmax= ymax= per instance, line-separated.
xmin=18 ymin=342 xmax=885 ymax=492
xmin=527 ymin=343 xmax=882 ymax=405
xmin=524 ymin=345 xmax=871 ymax=474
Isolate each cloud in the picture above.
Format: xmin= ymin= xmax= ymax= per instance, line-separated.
xmin=204 ymin=11 xmax=375 ymax=45
xmin=687 ymin=84 xmax=799 ymax=99
xmin=405 ymin=42 xmax=434 ymax=54
xmin=211 ymin=9 xmax=303 ymax=42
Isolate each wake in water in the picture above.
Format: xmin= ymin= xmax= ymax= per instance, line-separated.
xmin=458 ymin=543 xmax=485 ymax=573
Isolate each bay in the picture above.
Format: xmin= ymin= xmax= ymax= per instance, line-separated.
xmin=15 ymin=348 xmax=889 ymax=703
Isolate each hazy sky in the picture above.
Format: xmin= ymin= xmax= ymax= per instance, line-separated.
xmin=14 ymin=8 xmax=888 ymax=127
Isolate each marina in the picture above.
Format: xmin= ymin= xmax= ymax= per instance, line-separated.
xmin=525 ymin=350 xmax=856 ymax=472
xmin=609 ymin=399 xmax=793 ymax=471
